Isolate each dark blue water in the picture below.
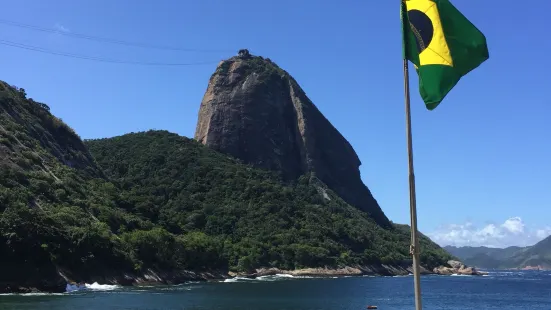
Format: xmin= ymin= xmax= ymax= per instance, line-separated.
xmin=1 ymin=271 xmax=550 ymax=309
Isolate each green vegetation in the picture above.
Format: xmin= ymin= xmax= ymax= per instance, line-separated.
xmin=0 ymin=81 xmax=142 ymax=285
xmin=86 ymin=130 xmax=452 ymax=272
xmin=0 ymin=80 xmax=452 ymax=290
xmin=215 ymin=54 xmax=289 ymax=86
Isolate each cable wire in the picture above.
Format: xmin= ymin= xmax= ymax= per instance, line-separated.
xmin=0 ymin=39 xmax=220 ymax=66
xmin=0 ymin=18 xmax=233 ymax=53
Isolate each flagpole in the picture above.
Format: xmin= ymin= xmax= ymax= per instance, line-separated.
xmin=401 ymin=1 xmax=423 ymax=309
xmin=403 ymin=58 xmax=423 ymax=310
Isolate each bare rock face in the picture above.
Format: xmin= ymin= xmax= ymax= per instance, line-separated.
xmin=447 ymin=260 xmax=463 ymax=269
xmin=194 ymin=53 xmax=390 ymax=227
xmin=433 ymin=260 xmax=488 ymax=276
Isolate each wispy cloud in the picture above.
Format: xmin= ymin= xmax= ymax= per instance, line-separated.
xmin=54 ymin=23 xmax=70 ymax=33
xmin=428 ymin=217 xmax=551 ymax=248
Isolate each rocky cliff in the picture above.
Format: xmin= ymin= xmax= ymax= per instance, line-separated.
xmin=195 ymin=51 xmax=390 ymax=227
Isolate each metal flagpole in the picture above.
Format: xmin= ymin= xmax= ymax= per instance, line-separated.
xmin=401 ymin=1 xmax=423 ymax=309
xmin=403 ymin=58 xmax=423 ymax=310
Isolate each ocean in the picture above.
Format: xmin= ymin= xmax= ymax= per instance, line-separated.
xmin=1 ymin=271 xmax=550 ymax=309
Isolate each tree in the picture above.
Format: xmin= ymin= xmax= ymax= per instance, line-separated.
xmin=238 ymin=49 xmax=251 ymax=58
xmin=18 ymin=87 xmax=27 ymax=98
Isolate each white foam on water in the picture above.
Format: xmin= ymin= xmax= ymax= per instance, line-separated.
xmin=274 ymin=274 xmax=294 ymax=278
xmin=0 ymin=293 xmax=66 ymax=296
xmin=223 ymin=277 xmax=256 ymax=283
xmin=255 ymin=274 xmax=295 ymax=281
xmin=66 ymin=282 xmax=120 ymax=293
xmin=224 ymin=274 xmax=300 ymax=283
xmin=85 ymin=282 xmax=120 ymax=291
xmin=450 ymin=274 xmax=472 ymax=277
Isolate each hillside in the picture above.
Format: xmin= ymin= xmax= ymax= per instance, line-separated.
xmin=444 ymin=246 xmax=523 ymax=268
xmin=444 ymin=237 xmax=551 ymax=269
xmin=86 ymin=130 xmax=452 ymax=272
xmin=507 ymin=236 xmax=551 ymax=269
xmin=0 ymin=82 xmax=145 ymax=292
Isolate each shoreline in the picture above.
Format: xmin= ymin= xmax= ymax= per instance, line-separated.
xmin=0 ymin=261 xmax=485 ymax=294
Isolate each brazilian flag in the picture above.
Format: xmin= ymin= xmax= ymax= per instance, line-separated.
xmin=401 ymin=0 xmax=489 ymax=110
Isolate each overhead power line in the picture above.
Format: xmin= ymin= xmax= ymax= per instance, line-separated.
xmin=0 ymin=39 xmax=220 ymax=66
xmin=0 ymin=18 xmax=233 ymax=53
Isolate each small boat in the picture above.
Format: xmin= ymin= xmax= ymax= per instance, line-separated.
xmin=65 ymin=282 xmax=88 ymax=293
xmin=367 ymin=306 xmax=378 ymax=309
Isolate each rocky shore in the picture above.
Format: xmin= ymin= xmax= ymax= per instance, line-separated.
xmin=0 ymin=268 xmax=230 ymax=294
xmin=1 ymin=261 xmax=484 ymax=294
xmin=237 ymin=264 xmax=430 ymax=278
xmin=241 ymin=261 xmax=486 ymax=278
xmin=432 ymin=260 xmax=488 ymax=276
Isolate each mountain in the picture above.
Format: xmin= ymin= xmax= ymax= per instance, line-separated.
xmin=194 ymin=50 xmax=389 ymax=227
xmin=0 ymin=53 xmax=454 ymax=293
xmin=507 ymin=236 xmax=551 ymax=269
xmin=444 ymin=237 xmax=551 ymax=269
xmin=444 ymin=245 xmax=523 ymax=268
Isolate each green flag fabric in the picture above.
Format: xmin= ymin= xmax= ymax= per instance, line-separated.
xmin=401 ymin=0 xmax=489 ymax=110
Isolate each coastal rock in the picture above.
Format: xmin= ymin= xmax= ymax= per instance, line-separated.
xmin=433 ymin=266 xmax=455 ymax=275
xmin=447 ymin=260 xmax=462 ymax=269
xmin=0 ymin=264 xmax=66 ymax=294
xmin=194 ymin=52 xmax=390 ymax=226
xmin=59 ymin=268 xmax=230 ymax=288
xmin=457 ymin=266 xmax=476 ymax=275
xmin=433 ymin=261 xmax=487 ymax=276
xmin=240 ymin=264 xmax=433 ymax=279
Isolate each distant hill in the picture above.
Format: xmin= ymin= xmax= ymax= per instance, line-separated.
xmin=506 ymin=236 xmax=551 ymax=269
xmin=444 ymin=236 xmax=551 ymax=269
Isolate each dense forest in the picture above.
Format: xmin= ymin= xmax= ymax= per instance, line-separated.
xmin=0 ymin=81 xmax=452 ymax=291
xmin=86 ymin=131 xmax=453 ymax=272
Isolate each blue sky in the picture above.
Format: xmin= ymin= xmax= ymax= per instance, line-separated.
xmin=1 ymin=0 xmax=549 ymax=247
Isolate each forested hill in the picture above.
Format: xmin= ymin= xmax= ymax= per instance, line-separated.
xmin=0 ymin=81 xmax=144 ymax=292
xmin=86 ymin=130 xmax=452 ymax=271
xmin=0 ymin=79 xmax=452 ymax=293
xmin=445 ymin=236 xmax=551 ymax=269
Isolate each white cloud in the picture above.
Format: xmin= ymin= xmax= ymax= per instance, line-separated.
xmin=54 ymin=23 xmax=70 ymax=33
xmin=428 ymin=217 xmax=551 ymax=248
xmin=501 ymin=217 xmax=525 ymax=234
xmin=536 ymin=228 xmax=551 ymax=239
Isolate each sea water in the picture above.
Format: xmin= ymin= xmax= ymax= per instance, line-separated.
xmin=1 ymin=271 xmax=550 ymax=309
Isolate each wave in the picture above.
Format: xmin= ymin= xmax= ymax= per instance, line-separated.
xmin=0 ymin=292 xmax=66 ymax=297
xmin=0 ymin=282 xmax=120 ymax=296
xmin=66 ymin=282 xmax=120 ymax=293
xmin=224 ymin=274 xmax=305 ymax=283
xmin=85 ymin=282 xmax=120 ymax=291
xmin=450 ymin=274 xmax=474 ymax=277
xmin=392 ymin=274 xmax=413 ymax=278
